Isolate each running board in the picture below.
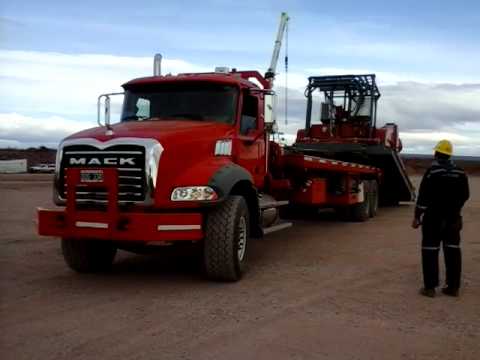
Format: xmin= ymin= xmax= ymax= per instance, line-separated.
xmin=260 ymin=200 xmax=289 ymax=209
xmin=263 ymin=222 xmax=293 ymax=235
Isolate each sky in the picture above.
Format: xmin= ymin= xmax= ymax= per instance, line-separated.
xmin=0 ymin=0 xmax=479 ymax=155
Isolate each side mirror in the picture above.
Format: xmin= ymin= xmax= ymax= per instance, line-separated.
xmin=264 ymin=93 xmax=277 ymax=131
xmin=97 ymin=92 xmax=124 ymax=128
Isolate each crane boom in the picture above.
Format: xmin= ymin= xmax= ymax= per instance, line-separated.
xmin=265 ymin=12 xmax=289 ymax=86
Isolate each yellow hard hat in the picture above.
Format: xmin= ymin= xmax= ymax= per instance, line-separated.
xmin=434 ymin=139 xmax=453 ymax=156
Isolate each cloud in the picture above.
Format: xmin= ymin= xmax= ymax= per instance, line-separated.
xmin=273 ymin=81 xmax=480 ymax=155
xmin=0 ymin=139 xmax=22 ymax=148
xmin=0 ymin=50 xmax=479 ymax=155
xmin=0 ymin=113 xmax=89 ymax=148
xmin=379 ymin=82 xmax=480 ymax=131
xmin=0 ymin=50 xmax=209 ymax=118
xmin=400 ymin=132 xmax=470 ymax=143
xmin=0 ymin=50 xmax=206 ymax=72
xmin=399 ymin=130 xmax=480 ymax=156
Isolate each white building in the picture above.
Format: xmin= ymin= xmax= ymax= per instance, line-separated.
xmin=0 ymin=159 xmax=28 ymax=173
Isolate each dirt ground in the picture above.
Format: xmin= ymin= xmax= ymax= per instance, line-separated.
xmin=1 ymin=174 xmax=479 ymax=360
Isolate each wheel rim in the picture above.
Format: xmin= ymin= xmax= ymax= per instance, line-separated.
xmin=237 ymin=216 xmax=247 ymax=262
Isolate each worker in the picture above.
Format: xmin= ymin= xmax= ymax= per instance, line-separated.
xmin=412 ymin=140 xmax=469 ymax=297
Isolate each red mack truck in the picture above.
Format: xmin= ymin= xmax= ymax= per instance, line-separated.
xmin=38 ymin=13 xmax=414 ymax=281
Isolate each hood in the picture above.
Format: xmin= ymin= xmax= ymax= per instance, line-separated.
xmin=58 ymin=119 xmax=237 ymax=206
xmin=65 ymin=120 xmax=235 ymax=147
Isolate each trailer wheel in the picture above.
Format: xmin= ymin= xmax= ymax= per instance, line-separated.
xmin=380 ymin=186 xmax=400 ymax=206
xmin=61 ymin=238 xmax=117 ymax=273
xmin=369 ymin=180 xmax=379 ymax=218
xmin=349 ymin=181 xmax=370 ymax=222
xmin=381 ymin=196 xmax=399 ymax=207
xmin=204 ymin=195 xmax=249 ymax=281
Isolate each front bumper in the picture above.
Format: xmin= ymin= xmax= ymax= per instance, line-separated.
xmin=38 ymin=167 xmax=203 ymax=243
xmin=38 ymin=209 xmax=203 ymax=242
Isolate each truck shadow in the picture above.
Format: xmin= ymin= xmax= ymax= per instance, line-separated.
xmin=281 ymin=204 xmax=411 ymax=222
xmin=74 ymin=204 xmax=412 ymax=284
xmin=111 ymin=246 xmax=204 ymax=281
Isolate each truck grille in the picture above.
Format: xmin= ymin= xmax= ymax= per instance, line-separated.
xmin=60 ymin=144 xmax=146 ymax=203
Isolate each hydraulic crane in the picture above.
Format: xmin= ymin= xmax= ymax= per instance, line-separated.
xmin=265 ymin=12 xmax=289 ymax=86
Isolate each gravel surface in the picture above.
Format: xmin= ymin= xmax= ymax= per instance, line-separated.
xmin=1 ymin=174 xmax=479 ymax=360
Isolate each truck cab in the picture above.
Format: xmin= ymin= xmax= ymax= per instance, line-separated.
xmin=39 ymin=69 xmax=283 ymax=281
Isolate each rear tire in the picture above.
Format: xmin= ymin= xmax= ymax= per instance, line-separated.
xmin=204 ymin=196 xmax=249 ymax=281
xmin=369 ymin=180 xmax=379 ymax=218
xmin=62 ymin=238 xmax=117 ymax=273
xmin=349 ymin=181 xmax=370 ymax=222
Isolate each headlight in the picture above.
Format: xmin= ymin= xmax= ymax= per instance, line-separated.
xmin=171 ymin=186 xmax=218 ymax=201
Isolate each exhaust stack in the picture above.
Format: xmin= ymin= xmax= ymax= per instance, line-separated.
xmin=153 ymin=54 xmax=162 ymax=76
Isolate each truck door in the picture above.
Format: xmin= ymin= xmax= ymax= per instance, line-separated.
xmin=235 ymin=91 xmax=266 ymax=188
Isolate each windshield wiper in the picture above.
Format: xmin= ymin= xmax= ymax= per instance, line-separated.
xmin=169 ymin=113 xmax=205 ymax=120
xmin=122 ymin=115 xmax=150 ymax=122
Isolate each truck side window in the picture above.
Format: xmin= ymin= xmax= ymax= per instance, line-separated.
xmin=240 ymin=94 xmax=258 ymax=135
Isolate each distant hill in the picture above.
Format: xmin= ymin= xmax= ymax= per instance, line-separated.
xmin=0 ymin=147 xmax=478 ymax=175
xmin=401 ymin=153 xmax=480 ymax=162
xmin=0 ymin=147 xmax=56 ymax=169
xmin=401 ymin=154 xmax=480 ymax=175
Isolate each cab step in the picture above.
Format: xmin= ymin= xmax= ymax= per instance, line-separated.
xmin=259 ymin=200 xmax=289 ymax=209
xmin=263 ymin=221 xmax=293 ymax=235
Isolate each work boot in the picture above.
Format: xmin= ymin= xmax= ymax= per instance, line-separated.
xmin=441 ymin=287 xmax=459 ymax=297
xmin=419 ymin=287 xmax=436 ymax=298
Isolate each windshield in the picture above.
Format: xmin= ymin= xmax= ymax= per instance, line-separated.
xmin=121 ymin=83 xmax=238 ymax=124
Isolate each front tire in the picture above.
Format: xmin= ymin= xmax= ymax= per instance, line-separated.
xmin=204 ymin=196 xmax=249 ymax=281
xmin=62 ymin=238 xmax=117 ymax=273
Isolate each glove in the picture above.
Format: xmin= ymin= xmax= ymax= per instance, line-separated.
xmin=411 ymin=218 xmax=421 ymax=229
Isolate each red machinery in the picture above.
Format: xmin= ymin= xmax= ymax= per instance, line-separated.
xmin=292 ymin=74 xmax=414 ymax=206
xmin=38 ymin=14 xmax=414 ymax=281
